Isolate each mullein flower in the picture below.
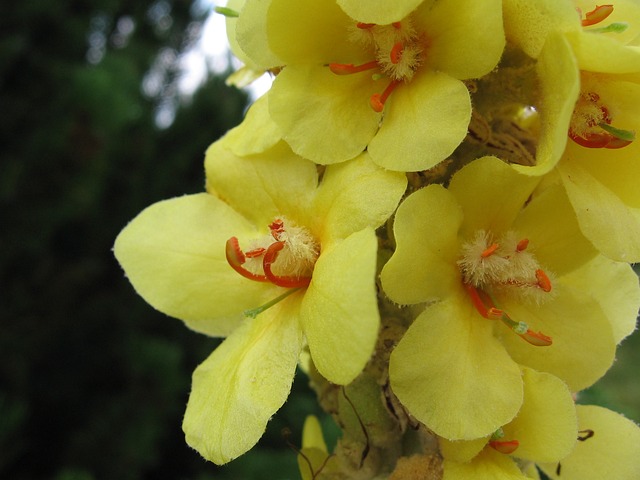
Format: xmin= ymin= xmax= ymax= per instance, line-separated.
xmin=114 ymin=139 xmax=406 ymax=464
xmin=234 ymin=0 xmax=505 ymax=171
xmin=440 ymin=367 xmax=578 ymax=480
xmin=380 ymin=156 xmax=638 ymax=441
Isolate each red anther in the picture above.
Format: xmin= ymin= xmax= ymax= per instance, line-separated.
xmin=269 ymin=219 xmax=285 ymax=239
xmin=245 ymin=247 xmax=266 ymax=258
xmin=370 ymin=79 xmax=401 ymax=112
xmin=392 ymin=22 xmax=402 ymax=29
xmin=535 ymin=269 xmax=552 ymax=292
xmin=489 ymin=439 xmax=520 ymax=455
xmin=464 ymin=283 xmax=503 ymax=319
xmin=520 ymin=328 xmax=553 ymax=347
xmin=581 ymin=4 xmax=614 ymax=26
xmin=329 ymin=61 xmax=379 ymax=75
xmin=390 ymin=42 xmax=404 ymax=64
xmin=263 ymin=241 xmax=312 ymax=288
xmin=516 ymin=239 xmax=529 ymax=252
xmin=357 ymin=22 xmax=375 ymax=29
xmin=225 ymin=237 xmax=269 ymax=283
xmin=604 ymin=135 xmax=634 ymax=149
xmin=481 ymin=243 xmax=499 ymax=258
xmin=569 ymin=130 xmax=633 ymax=149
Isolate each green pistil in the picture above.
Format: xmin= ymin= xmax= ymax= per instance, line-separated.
xmin=214 ymin=6 xmax=240 ymax=18
xmin=491 ymin=428 xmax=505 ymax=440
xmin=244 ymin=288 xmax=300 ymax=318
xmin=599 ymin=122 xmax=636 ymax=142
xmin=588 ymin=22 xmax=629 ymax=34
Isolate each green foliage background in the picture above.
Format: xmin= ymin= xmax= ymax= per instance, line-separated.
xmin=0 ymin=1 xmax=637 ymax=479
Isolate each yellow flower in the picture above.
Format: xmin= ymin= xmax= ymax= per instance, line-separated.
xmin=234 ymin=0 xmax=505 ymax=171
xmin=114 ymin=139 xmax=406 ymax=464
xmin=440 ymin=367 xmax=578 ymax=480
xmin=381 ymin=156 xmax=637 ymax=440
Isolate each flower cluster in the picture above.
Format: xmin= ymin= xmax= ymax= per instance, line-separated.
xmin=115 ymin=0 xmax=640 ymax=478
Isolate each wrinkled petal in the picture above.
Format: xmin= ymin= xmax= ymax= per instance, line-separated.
xmin=368 ymin=71 xmax=471 ymax=172
xmin=302 ymin=228 xmax=379 ymax=385
xmin=502 ymin=368 xmax=577 ymax=463
xmin=311 ymin=152 xmax=407 ymax=242
xmin=539 ymin=405 xmax=640 ymax=480
xmin=390 ymin=295 xmax=523 ymax=440
xmin=443 ymin=448 xmax=528 ymax=480
xmin=560 ymin=256 xmax=640 ymax=343
xmin=499 ymin=284 xmax=616 ymax=391
xmin=566 ymin=30 xmax=640 ymax=74
xmin=222 ymin=94 xmax=281 ymax=156
xmin=205 ymin=140 xmax=318 ymax=226
xmin=269 ymin=65 xmax=381 ymax=164
xmin=417 ymin=0 xmax=505 ymax=79
xmin=114 ymin=194 xmax=273 ymax=337
xmin=183 ymin=295 xmax=304 ymax=464
xmin=439 ymin=436 xmax=488 ymax=464
xmin=337 ymin=0 xmax=428 ymax=24
xmin=448 ymin=157 xmax=540 ymax=238
xmin=380 ymin=185 xmax=462 ymax=305
xmin=560 ymin=154 xmax=640 ymax=263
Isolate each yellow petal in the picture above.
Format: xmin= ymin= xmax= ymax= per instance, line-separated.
xmin=380 ymin=185 xmax=462 ymax=305
xmin=439 ymin=436 xmax=489 ymax=463
xmin=539 ymin=405 xmax=640 ymax=480
xmin=205 ymin=140 xmax=318 ymax=227
xmin=235 ymin=0 xmax=282 ymax=69
xmin=301 ymin=228 xmax=379 ymax=385
xmin=559 ymin=157 xmax=640 ymax=263
xmin=114 ymin=193 xmax=273 ymax=337
xmin=368 ymin=71 xmax=471 ymax=172
xmin=448 ymin=157 xmax=540 ymax=238
xmin=337 ymin=0 xmax=428 ymax=24
xmin=502 ymin=367 xmax=577 ymax=463
xmin=311 ymin=152 xmax=407 ymax=242
xmin=269 ymin=65 xmax=381 ymax=164
xmin=443 ymin=448 xmax=528 ymax=480
xmin=567 ymin=30 xmax=640 ymax=74
xmin=389 ymin=296 xmax=523 ymax=440
xmin=222 ymin=95 xmax=281 ymax=156
xmin=417 ymin=0 xmax=505 ymax=79
xmin=182 ymin=295 xmax=304 ymax=464
xmin=560 ymin=256 xmax=640 ymax=343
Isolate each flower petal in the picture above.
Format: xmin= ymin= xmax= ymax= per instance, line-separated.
xmin=269 ymin=65 xmax=381 ymax=164
xmin=311 ymin=153 xmax=407 ymax=242
xmin=390 ymin=295 xmax=523 ymax=440
xmin=443 ymin=446 xmax=528 ymax=480
xmin=301 ymin=228 xmax=379 ymax=385
xmin=114 ymin=194 xmax=272 ymax=337
xmin=337 ymin=0 xmax=427 ymax=24
xmin=448 ymin=157 xmax=540 ymax=238
xmin=205 ymin=140 xmax=318 ymax=226
xmin=182 ymin=295 xmax=304 ymax=465
xmin=567 ymin=30 xmax=640 ymax=74
xmin=222 ymin=94 xmax=281 ymax=157
xmin=380 ymin=185 xmax=462 ymax=305
xmin=235 ymin=0 xmax=283 ymax=69
xmin=368 ymin=71 xmax=471 ymax=172
xmin=502 ymin=367 xmax=577 ymax=463
xmin=539 ymin=405 xmax=640 ymax=480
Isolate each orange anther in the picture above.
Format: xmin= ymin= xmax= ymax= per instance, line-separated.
xmin=581 ymin=4 xmax=614 ymax=27
xmin=357 ymin=22 xmax=375 ymax=29
xmin=520 ymin=329 xmax=553 ymax=347
xmin=263 ymin=241 xmax=312 ymax=288
xmin=489 ymin=439 xmax=520 ymax=455
xmin=535 ymin=269 xmax=552 ymax=292
xmin=245 ymin=247 xmax=266 ymax=258
xmin=516 ymin=239 xmax=529 ymax=252
xmin=225 ymin=237 xmax=269 ymax=283
xmin=329 ymin=61 xmax=379 ymax=75
xmin=481 ymin=243 xmax=499 ymax=258
xmin=392 ymin=22 xmax=402 ymax=29
xmin=464 ymin=283 xmax=502 ymax=320
xmin=390 ymin=42 xmax=404 ymax=64
xmin=370 ymin=79 xmax=401 ymax=112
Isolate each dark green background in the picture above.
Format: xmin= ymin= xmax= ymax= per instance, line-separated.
xmin=1 ymin=2 xmax=637 ymax=479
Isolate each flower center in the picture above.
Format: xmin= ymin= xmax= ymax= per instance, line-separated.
xmin=225 ymin=217 xmax=320 ymax=288
xmin=457 ymin=230 xmax=553 ymax=346
xmin=568 ymin=85 xmax=635 ymax=149
xmin=329 ymin=17 xmax=425 ymax=112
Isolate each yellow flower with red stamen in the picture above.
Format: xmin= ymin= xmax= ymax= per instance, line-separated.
xmin=234 ymin=0 xmax=505 ymax=171
xmin=381 ymin=156 xmax=638 ymax=440
xmin=114 ymin=138 xmax=406 ymax=464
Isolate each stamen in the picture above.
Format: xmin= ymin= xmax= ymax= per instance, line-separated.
xmin=535 ymin=269 xmax=552 ymax=292
xmin=481 ymin=243 xmax=499 ymax=258
xmin=244 ymin=288 xmax=301 ymax=318
xmin=390 ymin=42 xmax=404 ymax=64
xmin=464 ymin=283 xmax=504 ymax=319
xmin=516 ymin=239 xmax=529 ymax=252
xmin=489 ymin=439 xmax=520 ymax=455
xmin=588 ymin=22 xmax=629 ymax=34
xmin=598 ymin=123 xmax=636 ymax=147
xmin=263 ymin=241 xmax=313 ymax=288
xmin=581 ymin=5 xmax=614 ymax=27
xmin=392 ymin=22 xmax=402 ymax=29
xmin=329 ymin=61 xmax=379 ymax=75
xmin=357 ymin=22 xmax=375 ymax=29
xmin=269 ymin=219 xmax=285 ymax=239
xmin=370 ymin=79 xmax=401 ymax=112
xmin=225 ymin=237 xmax=269 ymax=283
xmin=245 ymin=247 xmax=266 ymax=258
xmin=518 ymin=328 xmax=553 ymax=347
